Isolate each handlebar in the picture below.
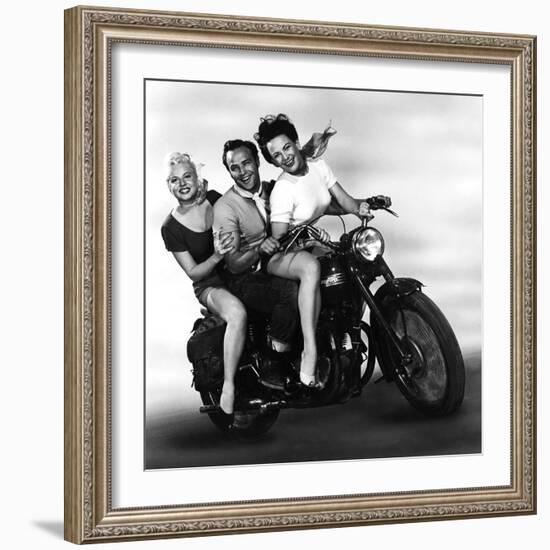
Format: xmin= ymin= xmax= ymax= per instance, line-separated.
xmin=366 ymin=195 xmax=392 ymax=210
xmin=276 ymin=195 xmax=395 ymax=253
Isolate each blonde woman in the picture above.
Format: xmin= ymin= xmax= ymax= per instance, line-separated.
xmin=161 ymin=153 xmax=246 ymax=415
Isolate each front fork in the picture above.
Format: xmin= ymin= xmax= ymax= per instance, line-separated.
xmin=350 ymin=260 xmax=414 ymax=368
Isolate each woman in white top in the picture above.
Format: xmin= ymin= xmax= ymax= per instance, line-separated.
xmin=254 ymin=114 xmax=369 ymax=388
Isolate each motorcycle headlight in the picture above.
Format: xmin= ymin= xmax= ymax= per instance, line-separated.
xmin=352 ymin=227 xmax=385 ymax=262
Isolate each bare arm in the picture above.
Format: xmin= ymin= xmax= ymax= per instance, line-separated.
xmin=171 ymin=249 xmax=223 ymax=282
xmin=171 ymin=232 xmax=233 ymax=282
xmin=271 ymin=221 xmax=290 ymax=240
xmin=325 ymin=194 xmax=347 ymax=216
xmin=329 ymin=182 xmax=364 ymax=216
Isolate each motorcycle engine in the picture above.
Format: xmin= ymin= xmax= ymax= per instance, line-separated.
xmin=319 ymin=254 xmax=351 ymax=308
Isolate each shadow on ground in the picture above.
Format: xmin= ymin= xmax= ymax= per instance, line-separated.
xmin=146 ymin=352 xmax=481 ymax=469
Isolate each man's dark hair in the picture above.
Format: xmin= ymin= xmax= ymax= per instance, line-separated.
xmin=254 ymin=114 xmax=299 ymax=165
xmin=222 ymin=139 xmax=260 ymax=171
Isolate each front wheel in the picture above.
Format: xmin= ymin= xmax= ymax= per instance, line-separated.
xmin=199 ymin=389 xmax=280 ymax=439
xmin=359 ymin=321 xmax=376 ymax=387
xmin=372 ymin=290 xmax=465 ymax=416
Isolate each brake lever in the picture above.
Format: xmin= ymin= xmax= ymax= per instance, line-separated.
xmin=282 ymin=225 xmax=337 ymax=253
xmin=282 ymin=227 xmax=307 ymax=254
xmin=365 ymin=196 xmax=398 ymax=218
xmin=382 ymin=207 xmax=399 ymax=217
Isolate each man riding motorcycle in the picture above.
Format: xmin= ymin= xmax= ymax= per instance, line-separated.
xmin=214 ymin=136 xmax=365 ymax=390
xmin=214 ymin=139 xmax=300 ymax=390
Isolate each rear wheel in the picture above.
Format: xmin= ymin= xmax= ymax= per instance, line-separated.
xmin=372 ymin=290 xmax=465 ymax=416
xmin=199 ymin=388 xmax=280 ymax=439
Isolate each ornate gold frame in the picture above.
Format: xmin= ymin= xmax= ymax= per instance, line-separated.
xmin=64 ymin=5 xmax=536 ymax=544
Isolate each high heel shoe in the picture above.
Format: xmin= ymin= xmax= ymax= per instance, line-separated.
xmin=299 ymin=351 xmax=324 ymax=390
xmin=219 ymin=385 xmax=235 ymax=415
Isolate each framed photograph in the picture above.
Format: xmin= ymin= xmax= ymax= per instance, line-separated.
xmin=64 ymin=5 xmax=536 ymax=544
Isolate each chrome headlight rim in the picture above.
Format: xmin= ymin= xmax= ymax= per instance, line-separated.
xmin=351 ymin=227 xmax=385 ymax=262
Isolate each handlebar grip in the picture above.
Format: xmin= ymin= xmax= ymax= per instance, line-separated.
xmin=366 ymin=195 xmax=392 ymax=210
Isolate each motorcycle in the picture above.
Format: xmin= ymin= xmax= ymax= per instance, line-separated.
xmin=187 ymin=196 xmax=465 ymax=438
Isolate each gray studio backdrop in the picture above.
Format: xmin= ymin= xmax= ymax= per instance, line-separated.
xmin=145 ymin=79 xmax=482 ymax=433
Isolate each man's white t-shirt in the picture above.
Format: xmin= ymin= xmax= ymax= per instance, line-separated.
xmin=269 ymin=158 xmax=337 ymax=227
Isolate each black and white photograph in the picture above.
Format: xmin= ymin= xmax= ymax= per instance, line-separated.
xmin=2 ymin=0 xmax=546 ymax=546
xmin=145 ymin=79 xmax=482 ymax=470
xmin=56 ymin=1 xmax=539 ymax=546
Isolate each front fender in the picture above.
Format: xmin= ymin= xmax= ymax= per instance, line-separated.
xmin=374 ymin=277 xmax=423 ymax=304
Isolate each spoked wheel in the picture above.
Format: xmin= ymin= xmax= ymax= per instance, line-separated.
xmin=199 ymin=388 xmax=279 ymax=439
xmin=372 ymin=290 xmax=465 ymax=416
xmin=359 ymin=321 xmax=376 ymax=387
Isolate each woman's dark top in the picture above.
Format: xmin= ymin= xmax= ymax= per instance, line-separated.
xmin=161 ymin=190 xmax=224 ymax=300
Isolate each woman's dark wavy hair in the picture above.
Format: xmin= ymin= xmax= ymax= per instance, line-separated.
xmin=254 ymin=114 xmax=299 ymax=166
xmin=222 ymin=139 xmax=260 ymax=171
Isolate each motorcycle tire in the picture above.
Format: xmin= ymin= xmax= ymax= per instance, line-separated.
xmin=359 ymin=321 xmax=376 ymax=387
xmin=372 ymin=290 xmax=465 ymax=416
xmin=199 ymin=389 xmax=280 ymax=439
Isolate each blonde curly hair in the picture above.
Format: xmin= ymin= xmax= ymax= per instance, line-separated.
xmin=166 ymin=152 xmax=208 ymax=205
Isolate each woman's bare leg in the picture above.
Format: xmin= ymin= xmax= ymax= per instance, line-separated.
xmin=205 ymin=288 xmax=247 ymax=414
xmin=267 ymin=251 xmax=321 ymax=381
